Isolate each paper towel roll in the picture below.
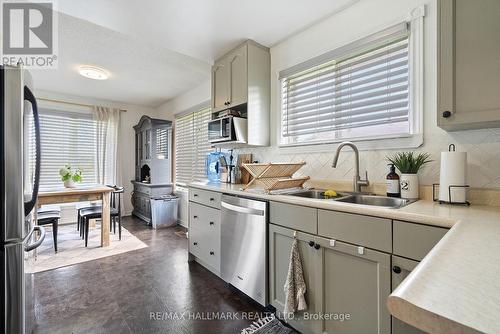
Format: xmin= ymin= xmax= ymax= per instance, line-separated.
xmin=439 ymin=151 xmax=467 ymax=202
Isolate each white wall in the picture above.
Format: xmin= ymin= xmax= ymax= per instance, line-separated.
xmin=156 ymin=80 xmax=211 ymax=120
xmin=35 ymin=90 xmax=159 ymax=216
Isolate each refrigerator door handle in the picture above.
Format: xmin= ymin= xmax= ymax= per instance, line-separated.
xmin=23 ymin=85 xmax=41 ymax=217
xmin=23 ymin=225 xmax=45 ymax=252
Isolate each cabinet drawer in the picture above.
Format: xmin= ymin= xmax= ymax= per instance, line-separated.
xmin=189 ymin=188 xmax=221 ymax=209
xmin=269 ymin=202 xmax=317 ymax=234
xmin=318 ymin=210 xmax=392 ymax=253
xmin=189 ymin=202 xmax=221 ymax=237
xmin=393 ymin=221 xmax=448 ymax=261
xmin=189 ymin=226 xmax=220 ymax=273
xmin=135 ymin=184 xmax=152 ymax=195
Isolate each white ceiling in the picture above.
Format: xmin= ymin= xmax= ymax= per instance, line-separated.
xmin=33 ymin=0 xmax=359 ymax=107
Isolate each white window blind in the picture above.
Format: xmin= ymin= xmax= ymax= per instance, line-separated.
xmin=174 ymin=107 xmax=212 ymax=185
xmin=28 ymin=109 xmax=102 ymax=189
xmin=280 ymin=23 xmax=412 ymax=145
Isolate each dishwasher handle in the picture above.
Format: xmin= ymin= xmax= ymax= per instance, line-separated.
xmin=221 ymin=201 xmax=265 ymax=216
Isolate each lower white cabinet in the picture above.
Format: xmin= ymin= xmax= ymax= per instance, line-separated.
xmin=269 ymin=224 xmax=391 ymax=334
xmin=188 ymin=201 xmax=221 ymax=274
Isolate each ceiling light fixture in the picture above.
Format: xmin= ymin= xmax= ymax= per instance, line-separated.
xmin=78 ymin=65 xmax=110 ymax=80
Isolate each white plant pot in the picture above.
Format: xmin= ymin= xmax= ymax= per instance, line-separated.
xmin=64 ymin=179 xmax=76 ymax=188
xmin=400 ymin=173 xmax=419 ymax=199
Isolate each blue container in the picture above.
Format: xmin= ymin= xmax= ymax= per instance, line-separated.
xmin=206 ymin=151 xmax=224 ymax=182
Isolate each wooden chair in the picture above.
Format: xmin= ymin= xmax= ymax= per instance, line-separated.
xmin=80 ymin=186 xmax=123 ymax=247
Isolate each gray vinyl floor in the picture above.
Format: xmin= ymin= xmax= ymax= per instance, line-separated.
xmin=26 ymin=216 xmax=265 ymax=334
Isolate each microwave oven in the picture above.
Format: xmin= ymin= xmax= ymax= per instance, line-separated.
xmin=208 ymin=116 xmax=247 ymax=144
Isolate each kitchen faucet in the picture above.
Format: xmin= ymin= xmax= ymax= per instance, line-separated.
xmin=332 ymin=141 xmax=369 ymax=193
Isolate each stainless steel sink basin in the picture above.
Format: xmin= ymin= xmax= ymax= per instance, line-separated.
xmin=284 ymin=189 xmax=415 ymax=208
xmin=335 ymin=194 xmax=415 ymax=208
xmin=285 ymin=189 xmax=348 ymax=200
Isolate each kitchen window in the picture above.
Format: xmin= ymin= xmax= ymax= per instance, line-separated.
xmin=280 ymin=15 xmax=424 ymax=147
xmin=174 ymin=106 xmax=212 ymax=185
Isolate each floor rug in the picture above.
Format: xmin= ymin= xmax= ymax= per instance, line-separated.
xmin=26 ymin=223 xmax=147 ymax=273
xmin=240 ymin=315 xmax=296 ymax=334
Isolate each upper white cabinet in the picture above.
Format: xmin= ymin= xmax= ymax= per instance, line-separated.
xmin=211 ymin=40 xmax=270 ymax=146
xmin=438 ymin=0 xmax=500 ymax=131
xmin=213 ymin=44 xmax=248 ymax=110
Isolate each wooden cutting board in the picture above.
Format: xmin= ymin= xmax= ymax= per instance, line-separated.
xmin=238 ymin=154 xmax=253 ymax=185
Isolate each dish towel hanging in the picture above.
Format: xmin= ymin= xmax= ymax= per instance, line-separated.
xmin=283 ymin=237 xmax=307 ymax=318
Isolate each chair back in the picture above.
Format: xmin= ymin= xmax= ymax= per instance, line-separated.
xmin=110 ymin=186 xmax=124 ymax=213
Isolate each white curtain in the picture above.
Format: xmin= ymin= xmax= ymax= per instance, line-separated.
xmin=93 ymin=106 xmax=121 ymax=186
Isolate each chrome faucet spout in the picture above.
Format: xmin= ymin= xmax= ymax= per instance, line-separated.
xmin=331 ymin=141 xmax=369 ymax=193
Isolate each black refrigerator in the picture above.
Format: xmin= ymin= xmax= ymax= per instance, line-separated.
xmin=1 ymin=65 xmax=44 ymax=334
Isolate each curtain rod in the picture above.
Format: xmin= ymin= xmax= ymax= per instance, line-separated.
xmin=37 ymin=97 xmax=127 ymax=112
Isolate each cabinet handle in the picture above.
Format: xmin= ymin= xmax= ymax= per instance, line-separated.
xmin=193 ymin=215 xmax=198 ymax=219
xmin=308 ymin=241 xmax=315 ymax=247
xmin=210 ymin=198 xmax=215 ymax=201
xmin=209 ymin=221 xmax=214 ymax=225
xmin=193 ymin=242 xmax=198 ymax=246
xmin=193 ymin=194 xmax=198 ymax=197
xmin=393 ymin=266 xmax=402 ymax=274
xmin=210 ymin=251 xmax=214 ymax=255
xmin=314 ymin=244 xmax=321 ymax=250
xmin=442 ymin=111 xmax=452 ymax=118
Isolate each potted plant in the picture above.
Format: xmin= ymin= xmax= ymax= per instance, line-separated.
xmin=387 ymin=152 xmax=432 ymax=199
xmin=59 ymin=165 xmax=82 ymax=188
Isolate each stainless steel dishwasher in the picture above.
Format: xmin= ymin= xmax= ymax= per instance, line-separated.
xmin=220 ymin=194 xmax=267 ymax=306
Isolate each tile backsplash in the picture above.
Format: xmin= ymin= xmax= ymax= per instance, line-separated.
xmin=236 ymin=127 xmax=500 ymax=189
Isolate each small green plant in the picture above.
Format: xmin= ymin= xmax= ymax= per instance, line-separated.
xmin=387 ymin=152 xmax=432 ymax=174
xmin=59 ymin=164 xmax=82 ymax=182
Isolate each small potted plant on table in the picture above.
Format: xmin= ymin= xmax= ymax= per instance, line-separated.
xmin=59 ymin=165 xmax=82 ymax=188
xmin=387 ymin=152 xmax=432 ymax=199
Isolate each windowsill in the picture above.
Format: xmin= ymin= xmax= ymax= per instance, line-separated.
xmin=277 ymin=133 xmax=423 ymax=153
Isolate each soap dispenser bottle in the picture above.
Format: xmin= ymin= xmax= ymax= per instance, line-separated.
xmin=386 ymin=164 xmax=400 ymax=198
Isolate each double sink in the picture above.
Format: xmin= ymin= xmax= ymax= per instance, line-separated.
xmin=285 ymin=189 xmax=415 ymax=209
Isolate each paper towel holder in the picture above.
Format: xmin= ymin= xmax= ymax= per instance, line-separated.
xmin=432 ymin=183 xmax=470 ymax=206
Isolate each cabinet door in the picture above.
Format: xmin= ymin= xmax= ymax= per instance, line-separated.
xmin=229 ymin=44 xmax=247 ymax=107
xmin=145 ymin=129 xmax=151 ymax=160
xmin=139 ymin=131 xmax=144 ymax=160
xmin=268 ymin=224 xmax=319 ymax=334
xmin=212 ymin=60 xmax=230 ymax=110
xmin=314 ymin=236 xmax=391 ymax=334
xmin=391 ymin=256 xmax=425 ymax=334
xmin=438 ymin=0 xmax=500 ymax=130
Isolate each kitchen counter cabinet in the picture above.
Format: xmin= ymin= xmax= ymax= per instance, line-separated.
xmin=269 ymin=223 xmax=392 ymax=334
xmin=314 ymin=236 xmax=391 ymax=334
xmin=268 ymin=224 xmax=320 ymax=334
xmin=188 ymin=188 xmax=222 ymax=276
xmin=189 ymin=182 xmax=500 ymax=333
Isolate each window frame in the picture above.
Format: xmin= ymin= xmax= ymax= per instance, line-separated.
xmin=174 ymin=102 xmax=212 ymax=187
xmin=277 ymin=7 xmax=425 ymax=151
xmin=28 ymin=107 xmax=101 ymax=190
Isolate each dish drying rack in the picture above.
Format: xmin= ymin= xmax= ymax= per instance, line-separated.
xmin=241 ymin=162 xmax=309 ymax=193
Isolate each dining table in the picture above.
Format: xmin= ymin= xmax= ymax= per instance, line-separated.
xmin=37 ymin=184 xmax=115 ymax=247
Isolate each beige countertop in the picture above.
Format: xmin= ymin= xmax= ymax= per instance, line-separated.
xmin=189 ymin=181 xmax=500 ymax=333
